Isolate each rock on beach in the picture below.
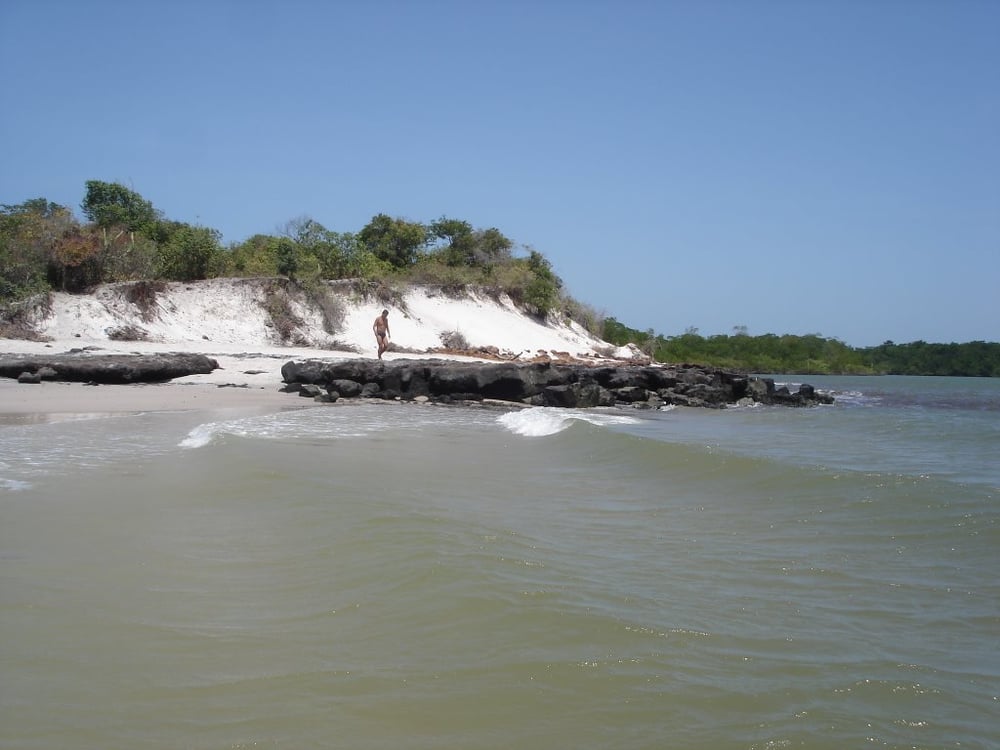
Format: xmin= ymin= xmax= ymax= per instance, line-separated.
xmin=281 ymin=358 xmax=834 ymax=409
xmin=0 ymin=352 xmax=219 ymax=384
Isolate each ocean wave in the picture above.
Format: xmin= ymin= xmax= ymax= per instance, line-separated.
xmin=178 ymin=403 xmax=501 ymax=448
xmin=496 ymin=407 xmax=641 ymax=437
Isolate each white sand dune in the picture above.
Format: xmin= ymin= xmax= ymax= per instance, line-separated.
xmin=0 ymin=279 xmax=642 ymax=414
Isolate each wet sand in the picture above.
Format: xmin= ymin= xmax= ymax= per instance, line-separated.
xmin=0 ymin=378 xmax=303 ymax=421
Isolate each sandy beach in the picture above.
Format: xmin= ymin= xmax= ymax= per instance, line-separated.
xmin=0 ymin=378 xmax=304 ymax=423
xmin=0 ymin=280 xmax=636 ymax=417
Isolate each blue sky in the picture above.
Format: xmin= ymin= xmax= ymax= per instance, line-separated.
xmin=2 ymin=0 xmax=997 ymax=346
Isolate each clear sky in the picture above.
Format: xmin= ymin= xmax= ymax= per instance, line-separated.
xmin=2 ymin=0 xmax=997 ymax=346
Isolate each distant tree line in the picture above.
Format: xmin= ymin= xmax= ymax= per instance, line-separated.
xmin=0 ymin=181 xmax=568 ymax=320
xmin=601 ymin=319 xmax=1000 ymax=377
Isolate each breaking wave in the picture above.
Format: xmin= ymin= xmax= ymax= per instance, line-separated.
xmin=496 ymin=407 xmax=641 ymax=437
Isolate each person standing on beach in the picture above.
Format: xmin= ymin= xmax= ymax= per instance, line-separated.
xmin=373 ymin=309 xmax=390 ymax=359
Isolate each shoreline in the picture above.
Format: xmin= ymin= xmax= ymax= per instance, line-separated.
xmin=0 ymin=279 xmax=641 ymax=417
xmin=0 ymin=345 xmax=832 ymax=417
xmin=0 ymin=378 xmax=304 ymax=420
xmin=0 ymin=346 xmax=506 ymax=419
xmin=0 ymin=339 xmax=373 ymax=418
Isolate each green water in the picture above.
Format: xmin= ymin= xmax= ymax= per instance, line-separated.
xmin=1 ymin=379 xmax=998 ymax=749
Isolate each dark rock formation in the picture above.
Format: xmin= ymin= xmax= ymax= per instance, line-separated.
xmin=0 ymin=352 xmax=219 ymax=383
xmin=280 ymin=358 xmax=834 ymax=408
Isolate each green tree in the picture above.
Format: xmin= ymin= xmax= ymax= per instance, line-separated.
xmin=1 ymin=198 xmax=80 ymax=300
xmin=280 ymin=216 xmax=356 ymax=279
xmin=224 ymin=234 xmax=281 ymax=277
xmin=357 ymin=213 xmax=428 ymax=269
xmin=50 ymin=224 xmax=103 ymax=291
xmin=429 ymin=216 xmax=475 ymax=266
xmin=81 ymin=181 xmax=158 ymax=241
xmin=80 ymin=181 xmax=163 ymax=284
xmin=471 ymin=227 xmax=513 ymax=267
xmin=318 ymin=231 xmax=361 ymax=278
xmin=522 ymin=249 xmax=562 ymax=316
xmin=156 ymin=224 xmax=221 ymax=281
xmin=275 ymin=237 xmax=299 ymax=279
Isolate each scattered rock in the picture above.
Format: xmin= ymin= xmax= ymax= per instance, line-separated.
xmin=330 ymin=378 xmax=363 ymax=398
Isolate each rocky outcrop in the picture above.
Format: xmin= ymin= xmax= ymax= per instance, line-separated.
xmin=0 ymin=352 xmax=219 ymax=383
xmin=280 ymin=358 xmax=834 ymax=408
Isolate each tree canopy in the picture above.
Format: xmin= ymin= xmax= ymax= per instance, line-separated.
xmin=357 ymin=213 xmax=427 ymax=268
xmin=2 ymin=183 xmax=567 ymax=327
xmin=81 ymin=180 xmax=158 ymax=232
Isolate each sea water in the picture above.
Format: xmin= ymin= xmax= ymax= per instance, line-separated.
xmin=1 ymin=376 xmax=997 ymax=749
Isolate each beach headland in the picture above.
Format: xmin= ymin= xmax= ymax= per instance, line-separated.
xmin=0 ymin=279 xmax=834 ymax=416
xmin=0 ymin=279 xmax=644 ymax=417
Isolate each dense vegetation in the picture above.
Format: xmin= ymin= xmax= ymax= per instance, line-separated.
xmin=601 ymin=319 xmax=1000 ymax=377
xmin=1 ymin=181 xmax=569 ymax=321
xmin=2 ymin=181 xmax=996 ymax=376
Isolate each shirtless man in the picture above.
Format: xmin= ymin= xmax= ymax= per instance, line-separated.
xmin=373 ymin=309 xmax=390 ymax=359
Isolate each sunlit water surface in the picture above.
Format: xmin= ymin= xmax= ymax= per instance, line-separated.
xmin=1 ymin=376 xmax=997 ymax=749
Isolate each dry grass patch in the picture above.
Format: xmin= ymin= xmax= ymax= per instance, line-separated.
xmin=0 ymin=293 xmax=52 ymax=341
xmin=439 ymin=330 xmax=470 ymax=350
xmin=107 ymin=324 xmax=149 ymax=341
xmin=261 ymin=281 xmax=305 ymax=344
xmin=124 ymin=280 xmax=167 ymax=322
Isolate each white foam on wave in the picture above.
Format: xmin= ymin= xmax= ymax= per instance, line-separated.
xmin=182 ymin=404 xmax=637 ymax=447
xmin=832 ymin=389 xmax=878 ymax=407
xmin=496 ymin=407 xmax=641 ymax=437
xmin=179 ymin=423 xmax=219 ymax=449
xmin=0 ymin=476 xmax=32 ymax=492
xmin=179 ymin=415 xmax=285 ymax=449
xmin=178 ymin=406 xmax=433 ymax=449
